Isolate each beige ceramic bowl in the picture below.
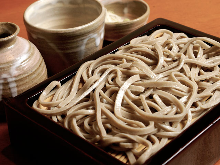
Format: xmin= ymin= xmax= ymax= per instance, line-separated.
xmin=24 ymin=0 xmax=106 ymax=75
xmin=102 ymin=0 xmax=150 ymax=41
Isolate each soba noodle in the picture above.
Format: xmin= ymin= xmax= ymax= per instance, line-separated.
xmin=33 ymin=29 xmax=220 ymax=164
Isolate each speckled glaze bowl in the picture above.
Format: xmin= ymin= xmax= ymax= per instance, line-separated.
xmin=0 ymin=22 xmax=48 ymax=101
xmin=24 ymin=0 xmax=106 ymax=75
xmin=102 ymin=0 xmax=150 ymax=41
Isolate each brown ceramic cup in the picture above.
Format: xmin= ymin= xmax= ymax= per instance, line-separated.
xmin=24 ymin=0 xmax=106 ymax=76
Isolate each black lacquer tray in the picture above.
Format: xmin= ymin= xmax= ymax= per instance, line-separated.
xmin=3 ymin=18 xmax=220 ymax=165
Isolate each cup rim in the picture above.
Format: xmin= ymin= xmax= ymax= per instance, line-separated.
xmin=104 ymin=0 xmax=150 ymax=25
xmin=23 ymin=0 xmax=105 ymax=33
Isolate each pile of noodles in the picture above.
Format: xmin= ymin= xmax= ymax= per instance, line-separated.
xmin=33 ymin=29 xmax=220 ymax=164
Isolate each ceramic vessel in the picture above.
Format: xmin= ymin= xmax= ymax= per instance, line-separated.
xmin=102 ymin=0 xmax=150 ymax=41
xmin=24 ymin=0 xmax=106 ymax=76
xmin=0 ymin=22 xmax=48 ymax=102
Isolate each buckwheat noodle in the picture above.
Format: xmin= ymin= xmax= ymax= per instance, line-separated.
xmin=33 ymin=29 xmax=220 ymax=164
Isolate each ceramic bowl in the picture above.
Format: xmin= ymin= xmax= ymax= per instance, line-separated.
xmin=23 ymin=0 xmax=106 ymax=75
xmin=102 ymin=0 xmax=150 ymax=41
